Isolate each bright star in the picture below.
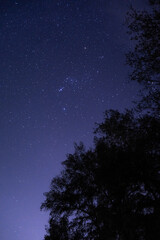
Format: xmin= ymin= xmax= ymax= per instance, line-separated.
xmin=58 ymin=87 xmax=65 ymax=92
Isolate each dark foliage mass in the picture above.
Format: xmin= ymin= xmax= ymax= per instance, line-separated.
xmin=41 ymin=110 xmax=160 ymax=240
xmin=126 ymin=1 xmax=160 ymax=115
xmin=41 ymin=1 xmax=160 ymax=239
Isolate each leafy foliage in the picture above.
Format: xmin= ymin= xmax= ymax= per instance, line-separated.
xmin=126 ymin=2 xmax=160 ymax=115
xmin=41 ymin=110 xmax=160 ymax=240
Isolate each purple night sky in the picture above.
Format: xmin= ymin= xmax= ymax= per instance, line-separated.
xmin=0 ymin=0 xmax=147 ymax=239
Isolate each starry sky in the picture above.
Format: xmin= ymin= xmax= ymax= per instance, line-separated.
xmin=0 ymin=0 xmax=147 ymax=240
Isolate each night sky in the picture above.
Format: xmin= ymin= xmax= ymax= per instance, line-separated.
xmin=0 ymin=1 xmax=147 ymax=240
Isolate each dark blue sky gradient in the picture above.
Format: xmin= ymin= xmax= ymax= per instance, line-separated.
xmin=0 ymin=1 xmax=147 ymax=239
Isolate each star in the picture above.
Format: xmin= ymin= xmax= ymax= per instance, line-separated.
xmin=58 ymin=87 xmax=65 ymax=92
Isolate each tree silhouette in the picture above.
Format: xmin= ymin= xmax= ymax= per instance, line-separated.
xmin=41 ymin=1 xmax=160 ymax=239
xmin=41 ymin=110 xmax=160 ymax=240
xmin=126 ymin=1 xmax=160 ymax=115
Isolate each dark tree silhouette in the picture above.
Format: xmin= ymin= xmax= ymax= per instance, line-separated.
xmin=126 ymin=1 xmax=160 ymax=115
xmin=41 ymin=1 xmax=160 ymax=239
xmin=41 ymin=110 xmax=160 ymax=240
xmin=44 ymin=216 xmax=70 ymax=240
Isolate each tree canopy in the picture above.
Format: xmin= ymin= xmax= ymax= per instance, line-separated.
xmin=41 ymin=110 xmax=160 ymax=240
xmin=126 ymin=1 xmax=160 ymax=115
xmin=41 ymin=1 xmax=160 ymax=239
